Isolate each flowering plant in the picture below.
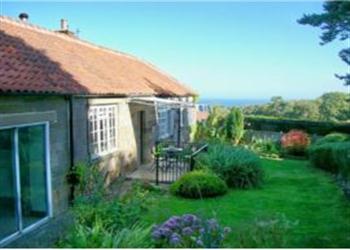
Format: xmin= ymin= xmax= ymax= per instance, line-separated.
xmin=151 ymin=214 xmax=231 ymax=248
xmin=281 ymin=130 xmax=310 ymax=155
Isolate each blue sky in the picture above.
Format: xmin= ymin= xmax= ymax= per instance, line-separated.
xmin=1 ymin=1 xmax=349 ymax=99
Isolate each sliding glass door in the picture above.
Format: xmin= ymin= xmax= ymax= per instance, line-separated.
xmin=0 ymin=123 xmax=51 ymax=245
xmin=0 ymin=129 xmax=17 ymax=240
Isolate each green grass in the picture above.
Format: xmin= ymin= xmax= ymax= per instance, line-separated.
xmin=142 ymin=158 xmax=350 ymax=247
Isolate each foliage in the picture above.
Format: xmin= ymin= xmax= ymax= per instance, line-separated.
xmin=309 ymin=142 xmax=350 ymax=177
xmin=142 ymin=159 xmax=350 ymax=247
xmin=170 ymin=170 xmax=228 ymax=199
xmin=281 ymin=130 xmax=310 ymax=156
xmin=224 ymin=107 xmax=245 ymax=144
xmin=57 ymin=222 xmax=153 ymax=248
xmin=243 ymin=93 xmax=350 ymax=122
xmin=314 ymin=132 xmax=350 ymax=146
xmin=308 ymin=142 xmax=337 ymax=172
xmin=58 ymin=179 xmax=154 ymax=248
xmin=196 ymin=143 xmax=263 ymax=189
xmin=298 ymin=1 xmax=350 ymax=85
xmin=151 ymin=214 xmax=231 ymax=248
xmin=244 ymin=136 xmax=281 ymax=158
xmin=319 ymin=92 xmax=350 ymax=121
xmin=66 ymin=162 xmax=106 ymax=203
xmin=194 ymin=106 xmax=245 ymax=144
xmin=237 ymin=214 xmax=298 ymax=248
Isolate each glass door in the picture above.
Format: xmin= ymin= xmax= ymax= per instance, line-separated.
xmin=0 ymin=124 xmax=51 ymax=245
xmin=0 ymin=129 xmax=18 ymax=240
xmin=19 ymin=125 xmax=48 ymax=229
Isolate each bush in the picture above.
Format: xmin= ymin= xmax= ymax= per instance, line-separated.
xmin=151 ymin=214 xmax=231 ymax=248
xmin=314 ymin=132 xmax=350 ymax=146
xmin=281 ymin=130 xmax=310 ymax=156
xmin=196 ymin=143 xmax=263 ymax=189
xmin=170 ymin=170 xmax=228 ymax=199
xmin=308 ymin=142 xmax=350 ymax=176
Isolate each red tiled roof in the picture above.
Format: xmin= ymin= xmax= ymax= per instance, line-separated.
xmin=0 ymin=16 xmax=196 ymax=96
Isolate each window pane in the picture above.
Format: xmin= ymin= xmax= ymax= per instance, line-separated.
xmin=0 ymin=129 xmax=17 ymax=240
xmin=18 ymin=125 xmax=48 ymax=229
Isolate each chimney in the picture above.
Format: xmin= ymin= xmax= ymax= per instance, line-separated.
xmin=19 ymin=13 xmax=29 ymax=22
xmin=60 ymin=19 xmax=68 ymax=31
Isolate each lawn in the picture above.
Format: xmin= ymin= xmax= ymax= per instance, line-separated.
xmin=142 ymin=158 xmax=350 ymax=247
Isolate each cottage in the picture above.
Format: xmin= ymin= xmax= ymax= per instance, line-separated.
xmin=0 ymin=15 xmax=196 ymax=247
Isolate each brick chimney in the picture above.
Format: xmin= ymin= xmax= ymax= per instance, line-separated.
xmin=56 ymin=18 xmax=75 ymax=37
xmin=60 ymin=19 xmax=68 ymax=31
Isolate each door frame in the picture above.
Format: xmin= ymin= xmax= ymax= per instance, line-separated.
xmin=0 ymin=121 xmax=52 ymax=246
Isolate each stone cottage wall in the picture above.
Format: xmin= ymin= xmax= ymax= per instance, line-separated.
xmin=0 ymin=95 xmax=71 ymax=246
xmin=72 ymin=97 xmax=157 ymax=185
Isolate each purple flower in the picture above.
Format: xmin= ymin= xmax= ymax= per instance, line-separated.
xmin=196 ymin=239 xmax=204 ymax=247
xmin=207 ymin=218 xmax=219 ymax=231
xmin=151 ymin=229 xmax=162 ymax=240
xmin=169 ymin=233 xmax=182 ymax=246
xmin=182 ymin=214 xmax=197 ymax=225
xmin=182 ymin=226 xmax=193 ymax=236
xmin=164 ymin=217 xmax=180 ymax=230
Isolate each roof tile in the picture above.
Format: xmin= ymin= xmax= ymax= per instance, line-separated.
xmin=0 ymin=16 xmax=196 ymax=96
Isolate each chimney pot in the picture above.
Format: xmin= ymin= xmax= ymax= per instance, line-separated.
xmin=19 ymin=13 xmax=29 ymax=22
xmin=60 ymin=19 xmax=68 ymax=31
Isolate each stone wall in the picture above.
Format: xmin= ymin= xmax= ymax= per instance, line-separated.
xmin=72 ymin=97 xmax=157 ymax=185
xmin=0 ymin=95 xmax=71 ymax=246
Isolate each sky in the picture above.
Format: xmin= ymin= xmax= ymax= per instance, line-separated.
xmin=1 ymin=1 xmax=349 ymax=100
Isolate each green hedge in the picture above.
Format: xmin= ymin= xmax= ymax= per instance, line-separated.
xmin=245 ymin=116 xmax=350 ymax=135
xmin=308 ymin=142 xmax=350 ymax=177
xmin=314 ymin=132 xmax=350 ymax=145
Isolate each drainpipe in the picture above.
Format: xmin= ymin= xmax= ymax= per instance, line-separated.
xmin=177 ymin=108 xmax=181 ymax=147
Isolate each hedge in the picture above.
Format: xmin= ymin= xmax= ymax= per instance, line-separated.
xmin=244 ymin=116 xmax=350 ymax=136
xmin=308 ymin=142 xmax=350 ymax=177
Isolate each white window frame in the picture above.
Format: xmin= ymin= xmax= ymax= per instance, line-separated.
xmin=88 ymin=105 xmax=118 ymax=159
xmin=0 ymin=122 xmax=52 ymax=247
xmin=158 ymin=106 xmax=174 ymax=139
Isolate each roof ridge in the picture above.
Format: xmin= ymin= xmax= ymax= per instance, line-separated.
xmin=0 ymin=15 xmax=195 ymax=95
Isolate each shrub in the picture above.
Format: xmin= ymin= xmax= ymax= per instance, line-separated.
xmin=314 ymin=132 xmax=350 ymax=146
xmin=196 ymin=143 xmax=263 ymax=189
xmin=308 ymin=142 xmax=350 ymax=176
xmin=170 ymin=170 xmax=228 ymax=199
xmin=332 ymin=142 xmax=350 ymax=178
xmin=151 ymin=214 xmax=231 ymax=248
xmin=281 ymin=130 xmax=310 ymax=156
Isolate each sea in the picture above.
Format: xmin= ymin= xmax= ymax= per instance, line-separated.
xmin=198 ymin=98 xmax=269 ymax=107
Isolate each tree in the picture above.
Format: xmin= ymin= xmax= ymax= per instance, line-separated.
xmin=298 ymin=1 xmax=350 ymax=85
xmin=224 ymin=107 xmax=244 ymax=145
xmin=318 ymin=92 xmax=350 ymax=121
